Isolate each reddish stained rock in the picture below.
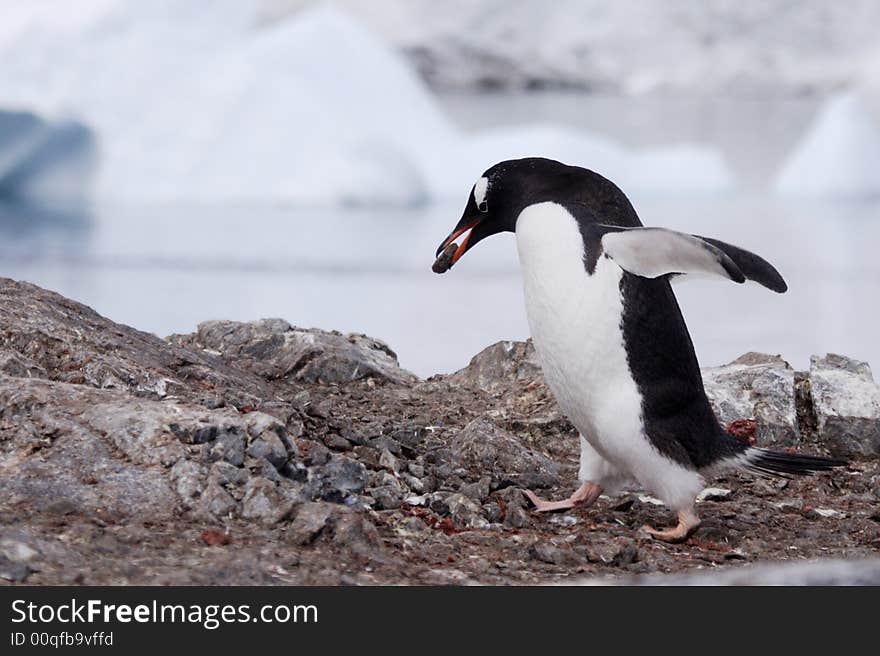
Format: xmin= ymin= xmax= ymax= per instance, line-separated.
xmin=726 ymin=418 xmax=757 ymax=445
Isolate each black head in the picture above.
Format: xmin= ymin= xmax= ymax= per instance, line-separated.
xmin=434 ymin=157 xmax=640 ymax=268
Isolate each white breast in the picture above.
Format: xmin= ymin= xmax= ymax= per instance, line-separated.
xmin=515 ymin=202 xmax=702 ymax=510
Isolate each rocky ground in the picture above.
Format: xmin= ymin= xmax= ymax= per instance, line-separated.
xmin=1 ymin=277 xmax=879 ymax=585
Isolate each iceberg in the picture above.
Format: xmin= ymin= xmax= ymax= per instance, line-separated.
xmin=0 ymin=110 xmax=94 ymax=203
xmin=0 ymin=1 xmax=733 ymax=206
xmin=775 ymin=93 xmax=880 ymax=198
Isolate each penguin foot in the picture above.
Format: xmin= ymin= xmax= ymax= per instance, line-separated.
xmin=524 ymin=481 xmax=603 ymax=513
xmin=642 ymin=509 xmax=700 ymax=543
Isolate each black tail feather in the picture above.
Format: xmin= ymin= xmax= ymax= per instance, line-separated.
xmin=744 ymin=448 xmax=846 ymax=479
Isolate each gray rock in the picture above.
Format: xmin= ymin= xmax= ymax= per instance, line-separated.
xmin=203 ymin=428 xmax=247 ymax=467
xmin=378 ymin=448 xmax=400 ymax=473
xmin=460 ymin=476 xmax=491 ymax=503
xmin=610 ymin=545 xmax=640 ymax=567
xmin=169 ymin=460 xmax=207 ymax=507
xmin=310 ymin=455 xmax=368 ymax=502
xmin=323 ymin=433 xmax=353 ymax=451
xmin=697 ymin=487 xmax=733 ymax=502
xmin=529 ymin=542 xmax=568 ymax=565
xmin=208 ymin=461 xmax=249 ymax=487
xmin=287 ymin=501 xmax=336 ymax=545
xmin=300 ymin=440 xmax=332 ymax=467
xmin=0 ymin=349 xmax=47 ymax=379
xmin=702 ymin=352 xmax=798 ymax=447
xmin=496 ymin=488 xmax=531 ymax=529
xmin=808 ymin=354 xmax=880 ymax=457
xmin=240 ymin=477 xmax=296 ymax=524
xmin=449 ymin=339 xmax=543 ymax=391
xmin=0 ymin=538 xmax=40 ymax=564
xmin=445 ymin=492 xmax=489 ymax=529
xmin=0 ymin=556 xmax=31 ymax=582
xmin=0 ymin=278 xmax=272 ymax=409
xmin=247 ymin=431 xmax=289 ymax=470
xmin=331 ymin=512 xmax=382 ymax=556
xmin=402 ymin=474 xmax=424 ymax=493
xmin=451 ymin=418 xmax=561 ymax=489
xmin=176 ymin=319 xmax=417 ymax=385
xmin=370 ymin=485 xmax=403 ymax=510
xmin=199 ymin=481 xmax=237 ymax=518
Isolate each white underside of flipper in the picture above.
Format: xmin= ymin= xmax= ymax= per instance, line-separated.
xmin=515 ymin=201 xmax=704 ymax=511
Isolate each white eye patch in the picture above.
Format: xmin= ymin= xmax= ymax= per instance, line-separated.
xmin=473 ymin=176 xmax=489 ymax=211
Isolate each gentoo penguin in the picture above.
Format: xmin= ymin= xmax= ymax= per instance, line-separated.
xmin=434 ymin=157 xmax=843 ymax=542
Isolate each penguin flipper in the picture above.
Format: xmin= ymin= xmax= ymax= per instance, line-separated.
xmin=598 ymin=226 xmax=745 ymax=284
xmin=597 ymin=226 xmax=786 ymax=293
xmin=694 ymin=236 xmax=788 ymax=293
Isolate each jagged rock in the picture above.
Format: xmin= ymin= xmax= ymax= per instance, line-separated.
xmin=445 ymin=492 xmax=489 ymax=529
xmin=287 ymin=501 xmax=336 ymax=544
xmin=172 ymin=318 xmax=417 ymax=385
xmin=449 ymin=339 xmax=543 ymax=391
xmin=208 ymin=461 xmax=249 ymax=487
xmin=169 ymin=460 xmax=207 ymax=507
xmin=0 ymin=377 xmax=185 ymax=520
xmin=450 ymin=418 xmax=561 ymax=489
xmin=0 ymin=349 xmax=47 ymax=379
xmin=203 ymin=428 xmax=247 ymax=467
xmin=808 ymin=354 xmax=880 ymax=457
xmin=309 ymin=454 xmax=367 ymax=502
xmin=0 ymin=278 xmax=272 ymax=408
xmin=702 ymin=352 xmax=798 ymax=447
xmin=199 ymin=481 xmax=237 ymax=518
xmin=285 ymin=500 xmax=381 ymax=556
xmin=369 ymin=485 xmax=403 ymax=510
xmin=247 ymin=430 xmax=290 ymax=470
xmin=240 ymin=477 xmax=297 ymax=524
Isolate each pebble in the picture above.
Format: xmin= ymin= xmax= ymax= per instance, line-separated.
xmin=697 ymin=487 xmax=733 ymax=502
xmin=806 ymin=508 xmax=846 ymax=519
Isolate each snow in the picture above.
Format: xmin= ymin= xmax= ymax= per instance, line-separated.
xmin=0 ymin=1 xmax=733 ymax=206
xmin=775 ymin=93 xmax=880 ymax=198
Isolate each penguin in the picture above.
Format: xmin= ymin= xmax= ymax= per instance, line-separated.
xmin=434 ymin=157 xmax=843 ymax=543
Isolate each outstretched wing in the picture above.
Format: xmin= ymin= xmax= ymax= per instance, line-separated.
xmin=595 ymin=225 xmax=787 ymax=293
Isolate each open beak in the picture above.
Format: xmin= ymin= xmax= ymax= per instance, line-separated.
xmin=435 ymin=219 xmax=479 ymax=266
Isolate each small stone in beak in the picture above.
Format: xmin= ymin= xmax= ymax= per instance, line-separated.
xmin=432 ymin=243 xmax=458 ymax=274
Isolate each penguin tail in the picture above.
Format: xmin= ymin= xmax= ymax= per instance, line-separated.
xmin=725 ymin=443 xmax=846 ymax=478
xmin=722 ymin=432 xmax=847 ymax=478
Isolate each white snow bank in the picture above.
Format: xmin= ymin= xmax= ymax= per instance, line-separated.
xmin=0 ymin=1 xmax=733 ymax=206
xmin=775 ymin=93 xmax=880 ymax=198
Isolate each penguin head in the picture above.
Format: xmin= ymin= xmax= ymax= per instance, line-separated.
xmin=434 ymin=157 xmax=591 ymax=268
xmin=434 ymin=159 xmax=545 ymax=267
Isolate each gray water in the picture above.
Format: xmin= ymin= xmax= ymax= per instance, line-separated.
xmin=1 ymin=94 xmax=878 ymax=377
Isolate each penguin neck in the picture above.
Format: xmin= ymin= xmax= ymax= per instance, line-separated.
xmin=515 ymin=201 xmax=613 ymax=320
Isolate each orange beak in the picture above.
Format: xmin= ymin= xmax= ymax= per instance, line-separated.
xmin=437 ymin=220 xmax=479 ymax=266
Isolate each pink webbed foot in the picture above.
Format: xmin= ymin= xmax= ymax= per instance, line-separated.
xmin=642 ymin=508 xmax=701 ymax=543
xmin=524 ymin=481 xmax=603 ymax=513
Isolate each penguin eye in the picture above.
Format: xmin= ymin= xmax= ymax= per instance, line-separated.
xmin=478 ymin=201 xmax=488 ymax=213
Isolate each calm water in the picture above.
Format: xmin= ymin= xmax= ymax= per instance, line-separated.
xmin=1 ymin=94 xmax=879 ymax=377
